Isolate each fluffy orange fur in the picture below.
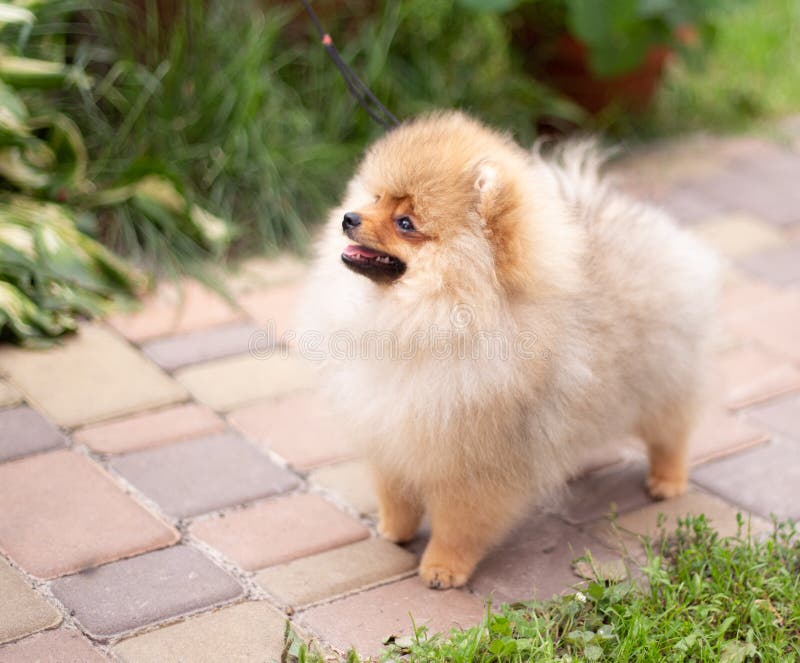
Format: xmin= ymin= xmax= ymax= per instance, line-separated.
xmin=302 ymin=111 xmax=719 ymax=588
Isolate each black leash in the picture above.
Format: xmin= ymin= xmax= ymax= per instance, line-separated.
xmin=298 ymin=0 xmax=400 ymax=129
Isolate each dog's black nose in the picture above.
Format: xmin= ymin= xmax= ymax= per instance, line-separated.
xmin=342 ymin=212 xmax=361 ymax=231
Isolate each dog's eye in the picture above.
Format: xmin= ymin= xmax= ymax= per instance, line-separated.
xmin=396 ymin=216 xmax=415 ymax=232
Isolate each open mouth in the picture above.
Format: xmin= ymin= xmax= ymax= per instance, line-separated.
xmin=341 ymin=244 xmax=406 ymax=282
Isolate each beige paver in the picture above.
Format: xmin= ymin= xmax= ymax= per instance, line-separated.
xmin=591 ymin=490 xmax=772 ymax=553
xmin=176 ymin=353 xmax=316 ymax=411
xmin=226 ymin=255 xmax=308 ymax=294
xmin=107 ymin=279 xmax=245 ymax=343
xmin=298 ymin=577 xmax=485 ymax=659
xmin=0 ymin=450 xmax=178 ymax=578
xmin=190 ymin=493 xmax=369 ymax=571
xmin=692 ymin=214 xmax=784 ymax=258
xmin=0 ymin=325 xmax=186 ymax=428
xmin=308 ymin=460 xmax=378 ymax=516
xmin=0 ymin=380 xmax=21 ymax=408
xmin=0 ymin=558 xmax=61 ymax=644
xmin=113 ymin=601 xmax=286 ymax=663
xmin=0 ymin=629 xmax=107 ymax=662
xmin=256 ymin=538 xmax=417 ymax=608
xmin=74 ymin=403 xmax=226 ymax=454
xmin=228 ymin=391 xmax=355 ymax=470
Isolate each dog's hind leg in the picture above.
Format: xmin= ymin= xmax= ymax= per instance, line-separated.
xmin=638 ymin=397 xmax=696 ymax=500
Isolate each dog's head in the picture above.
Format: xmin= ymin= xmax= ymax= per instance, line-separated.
xmin=338 ymin=112 xmax=537 ymax=290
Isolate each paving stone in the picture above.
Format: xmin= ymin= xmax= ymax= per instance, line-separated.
xmin=107 ymin=279 xmax=245 ymax=343
xmin=110 ymin=432 xmax=299 ymax=519
xmin=738 ymin=245 xmax=800 ymax=286
xmin=226 ymin=255 xmax=308 ymax=295
xmin=556 ymin=462 xmax=652 ymax=525
xmin=658 ymin=187 xmax=726 ymax=225
xmin=190 ymin=493 xmax=369 ymax=571
xmin=0 ymin=558 xmax=61 ymax=644
xmin=298 ymin=576 xmax=485 ymax=659
xmin=688 ymin=162 xmax=800 ymax=226
xmin=308 ymin=460 xmax=378 ymax=516
xmin=718 ymin=345 xmax=800 ymax=409
xmin=0 ymin=325 xmax=186 ymax=428
xmin=237 ymin=281 xmax=304 ymax=342
xmin=689 ymin=407 xmax=770 ymax=465
xmin=256 ymin=538 xmax=417 ymax=608
xmin=470 ymin=514 xmax=619 ymax=603
xmin=692 ymin=438 xmax=800 ymax=521
xmin=51 ymin=546 xmax=243 ymax=640
xmin=726 ymin=290 xmax=800 ymax=362
xmin=141 ymin=322 xmax=262 ymax=371
xmin=0 ymin=406 xmax=67 ymax=463
xmin=0 ymin=629 xmax=108 ymax=662
xmin=0 ymin=380 xmax=21 ymax=408
xmin=719 ymin=275 xmax=783 ymax=319
xmin=176 ymin=353 xmax=316 ymax=411
xmin=0 ymin=450 xmax=178 ymax=579
xmin=113 ymin=601 xmax=286 ymax=663
xmin=590 ymin=491 xmax=772 ymax=553
xmin=228 ymin=391 xmax=354 ymax=470
xmin=73 ymin=403 xmax=226 ymax=454
xmin=692 ymin=214 xmax=785 ymax=258
xmin=746 ymin=393 xmax=800 ymax=440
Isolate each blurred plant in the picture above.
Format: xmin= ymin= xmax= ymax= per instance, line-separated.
xmin=456 ymin=0 xmax=731 ymax=76
xmin=0 ymin=0 xmax=229 ymax=344
xmin=70 ymin=0 xmax=583 ymax=260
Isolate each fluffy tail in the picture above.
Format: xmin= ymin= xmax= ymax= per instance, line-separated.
xmin=532 ymin=138 xmax=617 ymax=208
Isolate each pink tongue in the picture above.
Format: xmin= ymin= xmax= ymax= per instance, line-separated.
xmin=344 ymin=244 xmax=384 ymax=259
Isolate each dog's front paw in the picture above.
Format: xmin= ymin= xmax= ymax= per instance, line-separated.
xmin=646 ymin=474 xmax=688 ymax=500
xmin=418 ymin=562 xmax=469 ymax=590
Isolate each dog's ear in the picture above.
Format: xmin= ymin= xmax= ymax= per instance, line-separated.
xmin=472 ymin=159 xmax=513 ymax=224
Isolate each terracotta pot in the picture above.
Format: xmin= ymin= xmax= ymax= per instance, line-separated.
xmin=537 ymin=35 xmax=673 ymax=114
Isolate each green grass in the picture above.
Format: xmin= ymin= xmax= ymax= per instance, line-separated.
xmin=285 ymin=517 xmax=799 ymax=662
xmin=648 ymin=0 xmax=800 ymax=134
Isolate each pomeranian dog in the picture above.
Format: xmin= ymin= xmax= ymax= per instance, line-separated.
xmin=303 ymin=111 xmax=718 ymax=589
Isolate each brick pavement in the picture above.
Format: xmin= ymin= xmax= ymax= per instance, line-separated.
xmin=0 ymin=124 xmax=799 ymax=660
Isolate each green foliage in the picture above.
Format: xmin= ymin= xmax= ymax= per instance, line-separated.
xmin=0 ymin=0 xmax=230 ymax=343
xmin=283 ymin=517 xmax=800 ymax=662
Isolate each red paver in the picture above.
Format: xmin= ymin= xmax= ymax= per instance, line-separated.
xmin=718 ymin=345 xmax=800 ymax=409
xmin=470 ymin=514 xmax=620 ymax=603
xmin=0 ymin=630 xmax=108 ymax=662
xmin=107 ymin=279 xmax=245 ymax=343
xmin=51 ymin=545 xmax=243 ymax=640
xmin=726 ymin=290 xmax=800 ymax=362
xmin=190 ymin=493 xmax=369 ymax=571
xmin=557 ymin=462 xmax=652 ymax=525
xmin=73 ymin=403 xmax=225 ymax=454
xmin=237 ymin=281 xmax=304 ymax=342
xmin=692 ymin=438 xmax=800 ymax=521
xmin=299 ymin=577 xmax=485 ymax=658
xmin=690 ymin=407 xmax=770 ymax=465
xmin=0 ymin=406 xmax=66 ymax=462
xmin=110 ymin=433 xmax=299 ymax=519
xmin=0 ymin=450 xmax=178 ymax=578
xmin=228 ymin=391 xmax=355 ymax=470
